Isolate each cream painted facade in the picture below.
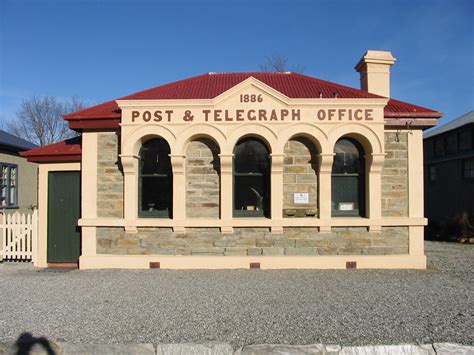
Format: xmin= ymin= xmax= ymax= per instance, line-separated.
xmin=31 ymin=50 xmax=433 ymax=269
xmin=74 ymin=79 xmax=426 ymax=269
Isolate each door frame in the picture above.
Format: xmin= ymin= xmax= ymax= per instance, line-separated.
xmin=35 ymin=163 xmax=81 ymax=267
xmin=47 ymin=170 xmax=81 ymax=264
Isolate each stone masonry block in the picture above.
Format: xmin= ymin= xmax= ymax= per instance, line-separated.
xmin=285 ymin=247 xmax=317 ymax=255
xmin=247 ymin=248 xmax=263 ymax=256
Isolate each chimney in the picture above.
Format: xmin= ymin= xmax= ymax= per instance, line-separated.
xmin=355 ymin=50 xmax=396 ymax=97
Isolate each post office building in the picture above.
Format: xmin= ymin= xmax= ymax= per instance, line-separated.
xmin=22 ymin=50 xmax=442 ymax=269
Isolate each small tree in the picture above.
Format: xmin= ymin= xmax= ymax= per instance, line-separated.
xmin=259 ymin=54 xmax=305 ymax=73
xmin=8 ymin=95 xmax=88 ymax=146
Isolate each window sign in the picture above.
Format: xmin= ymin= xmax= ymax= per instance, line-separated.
xmin=293 ymin=193 xmax=309 ymax=204
xmin=338 ymin=202 xmax=355 ymax=211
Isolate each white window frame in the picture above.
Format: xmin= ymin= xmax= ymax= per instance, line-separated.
xmin=0 ymin=163 xmax=19 ymax=208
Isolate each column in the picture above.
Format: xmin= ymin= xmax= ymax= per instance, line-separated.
xmin=170 ymin=154 xmax=186 ymax=234
xmin=367 ymin=153 xmax=385 ymax=232
xmin=81 ymin=132 xmax=98 ymax=256
xmin=219 ymin=154 xmax=234 ymax=234
xmin=318 ymin=153 xmax=334 ymax=232
xmin=408 ymin=130 xmax=425 ymax=256
xmin=270 ymin=154 xmax=285 ymax=234
xmin=120 ymin=154 xmax=139 ymax=233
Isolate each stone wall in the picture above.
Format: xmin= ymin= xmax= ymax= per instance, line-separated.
xmin=185 ymin=139 xmax=220 ymax=218
xmin=382 ymin=132 xmax=408 ymax=217
xmin=283 ymin=138 xmax=318 ymax=217
xmin=96 ymin=226 xmax=408 ymax=256
xmin=97 ymin=133 xmax=123 ymax=218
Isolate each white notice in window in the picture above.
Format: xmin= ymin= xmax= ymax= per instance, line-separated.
xmin=338 ymin=202 xmax=355 ymax=211
xmin=293 ymin=193 xmax=309 ymax=204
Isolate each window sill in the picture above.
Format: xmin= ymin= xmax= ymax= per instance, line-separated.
xmin=78 ymin=216 xmax=428 ymax=228
xmin=332 ymin=211 xmax=362 ymax=218
xmin=233 ymin=212 xmax=269 ymax=218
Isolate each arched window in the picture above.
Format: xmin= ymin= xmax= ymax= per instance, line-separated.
xmin=233 ymin=137 xmax=270 ymax=217
xmin=331 ymin=138 xmax=365 ymax=217
xmin=139 ymin=138 xmax=172 ymax=218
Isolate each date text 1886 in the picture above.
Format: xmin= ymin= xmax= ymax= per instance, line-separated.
xmin=240 ymin=94 xmax=263 ymax=103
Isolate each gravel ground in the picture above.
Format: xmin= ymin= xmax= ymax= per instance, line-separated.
xmin=0 ymin=241 xmax=472 ymax=347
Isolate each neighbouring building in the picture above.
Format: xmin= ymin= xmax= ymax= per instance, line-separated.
xmin=22 ymin=50 xmax=442 ymax=269
xmin=0 ymin=130 xmax=38 ymax=261
xmin=423 ymin=110 xmax=474 ymax=239
xmin=0 ymin=130 xmax=38 ymax=213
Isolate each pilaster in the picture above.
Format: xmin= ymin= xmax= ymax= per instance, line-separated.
xmin=367 ymin=152 xmax=385 ymax=231
xmin=270 ymin=154 xmax=285 ymax=234
xmin=170 ymin=154 xmax=186 ymax=234
xmin=318 ymin=153 xmax=334 ymax=232
xmin=219 ymin=154 xmax=234 ymax=234
xmin=120 ymin=154 xmax=139 ymax=233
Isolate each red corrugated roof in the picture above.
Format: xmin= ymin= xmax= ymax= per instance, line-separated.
xmin=64 ymin=72 xmax=441 ymax=122
xmin=21 ymin=136 xmax=81 ymax=163
xmin=384 ymin=98 xmax=441 ymax=118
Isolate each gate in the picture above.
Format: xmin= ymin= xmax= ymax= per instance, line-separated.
xmin=1 ymin=209 xmax=38 ymax=262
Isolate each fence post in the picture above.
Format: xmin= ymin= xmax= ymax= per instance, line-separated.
xmin=32 ymin=209 xmax=38 ymax=264
xmin=0 ymin=211 xmax=5 ymax=261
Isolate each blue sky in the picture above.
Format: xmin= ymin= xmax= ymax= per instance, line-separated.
xmin=1 ymin=0 xmax=473 ymax=128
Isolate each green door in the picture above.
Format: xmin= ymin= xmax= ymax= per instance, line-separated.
xmin=47 ymin=171 xmax=81 ymax=263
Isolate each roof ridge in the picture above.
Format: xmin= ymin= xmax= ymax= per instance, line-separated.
xmin=290 ymin=72 xmax=383 ymax=98
xmin=62 ymin=72 xmax=442 ymax=123
xmin=118 ymin=73 xmax=210 ymax=100
xmin=21 ymin=136 xmax=81 ymax=156
xmin=208 ymin=71 xmax=292 ymax=75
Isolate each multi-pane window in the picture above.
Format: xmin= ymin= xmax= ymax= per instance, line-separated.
xmin=463 ymin=159 xmax=474 ymax=180
xmin=0 ymin=163 xmax=18 ymax=208
xmin=139 ymin=139 xmax=172 ymax=218
xmin=233 ymin=138 xmax=270 ymax=217
xmin=429 ymin=165 xmax=437 ymax=182
xmin=434 ymin=138 xmax=445 ymax=157
xmin=331 ymin=138 xmax=365 ymax=217
xmin=459 ymin=129 xmax=472 ymax=152
xmin=446 ymin=134 xmax=458 ymax=155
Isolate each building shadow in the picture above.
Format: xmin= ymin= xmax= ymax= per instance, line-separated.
xmin=14 ymin=332 xmax=56 ymax=355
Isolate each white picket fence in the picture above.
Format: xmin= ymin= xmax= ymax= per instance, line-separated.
xmin=0 ymin=209 xmax=38 ymax=262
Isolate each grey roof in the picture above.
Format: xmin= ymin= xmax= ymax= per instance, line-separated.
xmin=424 ymin=110 xmax=474 ymax=139
xmin=0 ymin=129 xmax=38 ymax=151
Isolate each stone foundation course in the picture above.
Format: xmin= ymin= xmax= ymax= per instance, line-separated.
xmin=96 ymin=227 xmax=408 ymax=256
xmin=0 ymin=341 xmax=471 ymax=355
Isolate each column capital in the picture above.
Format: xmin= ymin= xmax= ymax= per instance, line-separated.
xmin=367 ymin=152 xmax=386 ymax=173
xmin=219 ymin=154 xmax=234 ymax=173
xmin=319 ymin=153 xmax=335 ymax=173
xmin=169 ymin=154 xmax=185 ymax=174
xmin=270 ymin=154 xmax=285 ymax=172
xmin=119 ymin=154 xmax=139 ymax=174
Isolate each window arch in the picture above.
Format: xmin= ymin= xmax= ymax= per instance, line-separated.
xmin=139 ymin=138 xmax=172 ymax=218
xmin=331 ymin=138 xmax=365 ymax=217
xmin=233 ymin=137 xmax=270 ymax=217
